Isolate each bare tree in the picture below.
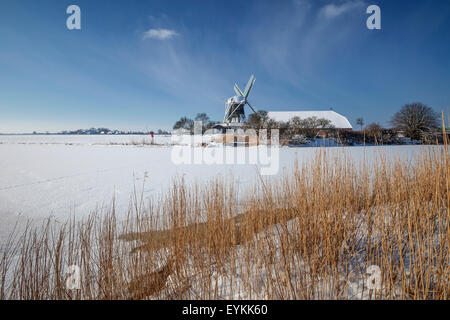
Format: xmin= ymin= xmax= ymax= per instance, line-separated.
xmin=356 ymin=118 xmax=364 ymax=131
xmin=173 ymin=117 xmax=194 ymax=133
xmin=194 ymin=113 xmax=213 ymax=132
xmin=194 ymin=113 xmax=210 ymax=124
xmin=246 ymin=110 xmax=269 ymax=130
xmin=365 ymin=123 xmax=384 ymax=141
xmin=287 ymin=116 xmax=334 ymax=138
xmin=390 ymin=103 xmax=439 ymax=140
xmin=365 ymin=122 xmax=383 ymax=135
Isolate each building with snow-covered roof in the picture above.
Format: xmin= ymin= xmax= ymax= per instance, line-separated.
xmin=267 ymin=110 xmax=353 ymax=130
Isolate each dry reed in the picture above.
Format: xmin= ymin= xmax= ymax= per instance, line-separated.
xmin=0 ymin=143 xmax=448 ymax=300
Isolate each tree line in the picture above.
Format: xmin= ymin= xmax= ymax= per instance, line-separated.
xmin=173 ymin=102 xmax=447 ymax=145
xmin=354 ymin=102 xmax=445 ymax=144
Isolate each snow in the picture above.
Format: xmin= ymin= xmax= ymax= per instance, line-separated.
xmin=0 ymin=135 xmax=446 ymax=299
xmin=0 ymin=134 xmax=172 ymax=146
xmin=0 ymin=134 xmax=437 ymax=246
xmin=267 ymin=110 xmax=353 ymax=129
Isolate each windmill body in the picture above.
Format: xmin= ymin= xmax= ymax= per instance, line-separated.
xmin=223 ymin=75 xmax=257 ymax=125
xmin=225 ymin=96 xmax=246 ymax=123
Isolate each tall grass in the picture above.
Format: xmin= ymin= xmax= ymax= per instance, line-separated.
xmin=0 ymin=145 xmax=448 ymax=300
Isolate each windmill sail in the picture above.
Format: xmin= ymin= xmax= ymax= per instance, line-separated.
xmin=223 ymin=75 xmax=257 ymax=124
xmin=244 ymin=75 xmax=255 ymax=99
xmin=234 ymin=84 xmax=244 ymax=97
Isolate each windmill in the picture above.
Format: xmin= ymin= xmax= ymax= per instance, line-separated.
xmin=223 ymin=75 xmax=257 ymax=124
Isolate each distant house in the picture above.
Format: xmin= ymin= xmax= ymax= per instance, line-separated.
xmin=267 ymin=110 xmax=353 ymax=130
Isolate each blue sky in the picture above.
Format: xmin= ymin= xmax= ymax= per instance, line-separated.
xmin=0 ymin=0 xmax=449 ymax=133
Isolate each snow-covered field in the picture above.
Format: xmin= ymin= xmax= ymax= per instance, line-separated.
xmin=0 ymin=134 xmax=173 ymax=146
xmin=0 ymin=134 xmax=437 ymax=245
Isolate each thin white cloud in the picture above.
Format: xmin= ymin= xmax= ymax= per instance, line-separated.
xmin=319 ymin=1 xmax=364 ymax=19
xmin=143 ymin=28 xmax=178 ymax=40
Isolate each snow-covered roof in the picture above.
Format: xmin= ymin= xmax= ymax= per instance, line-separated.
xmin=267 ymin=110 xmax=353 ymax=129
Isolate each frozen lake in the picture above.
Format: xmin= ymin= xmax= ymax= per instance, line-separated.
xmin=0 ymin=134 xmax=172 ymax=146
xmin=0 ymin=134 xmax=439 ymax=244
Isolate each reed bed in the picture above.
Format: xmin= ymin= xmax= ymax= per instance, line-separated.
xmin=0 ymin=144 xmax=448 ymax=300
